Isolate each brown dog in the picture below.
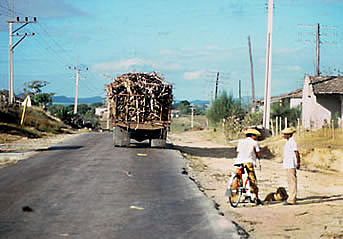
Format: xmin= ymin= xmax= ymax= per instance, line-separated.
xmin=264 ymin=187 xmax=288 ymax=202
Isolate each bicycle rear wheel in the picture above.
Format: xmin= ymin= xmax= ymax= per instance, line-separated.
xmin=228 ymin=175 xmax=243 ymax=208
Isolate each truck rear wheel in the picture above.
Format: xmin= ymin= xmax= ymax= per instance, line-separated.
xmin=113 ymin=127 xmax=130 ymax=147
xmin=150 ymin=128 xmax=167 ymax=148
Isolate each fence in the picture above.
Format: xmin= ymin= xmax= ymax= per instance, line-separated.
xmin=270 ymin=117 xmax=343 ymax=141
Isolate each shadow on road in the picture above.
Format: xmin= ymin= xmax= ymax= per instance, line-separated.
xmin=172 ymin=145 xmax=236 ymax=158
xmin=296 ymin=194 xmax=343 ymax=205
xmin=36 ymin=146 xmax=83 ymax=151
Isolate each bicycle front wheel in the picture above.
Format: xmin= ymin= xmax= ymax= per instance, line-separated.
xmin=229 ymin=175 xmax=243 ymax=208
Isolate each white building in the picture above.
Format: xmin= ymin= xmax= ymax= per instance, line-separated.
xmin=302 ymin=75 xmax=343 ymax=129
xmin=95 ymin=106 xmax=107 ymax=117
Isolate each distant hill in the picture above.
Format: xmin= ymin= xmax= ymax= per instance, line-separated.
xmin=190 ymin=100 xmax=210 ymax=105
xmin=52 ymin=96 xmax=103 ymax=105
xmin=174 ymin=99 xmax=210 ymax=106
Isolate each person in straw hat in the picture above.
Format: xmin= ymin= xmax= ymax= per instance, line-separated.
xmin=282 ymin=127 xmax=300 ymax=205
xmin=235 ymin=128 xmax=263 ymax=205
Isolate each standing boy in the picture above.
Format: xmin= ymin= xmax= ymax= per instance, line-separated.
xmin=282 ymin=127 xmax=300 ymax=205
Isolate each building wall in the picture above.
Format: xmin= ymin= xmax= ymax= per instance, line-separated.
xmin=302 ymin=75 xmax=314 ymax=129
xmin=302 ymin=75 xmax=343 ymax=129
xmin=317 ymin=95 xmax=341 ymax=122
xmin=311 ymin=95 xmax=333 ymax=128
xmin=290 ymin=98 xmax=302 ymax=108
xmin=95 ymin=107 xmax=107 ymax=116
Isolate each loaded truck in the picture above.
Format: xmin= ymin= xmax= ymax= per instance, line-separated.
xmin=106 ymin=72 xmax=173 ymax=147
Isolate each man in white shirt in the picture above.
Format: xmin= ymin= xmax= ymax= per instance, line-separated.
xmin=235 ymin=128 xmax=263 ymax=205
xmin=282 ymin=127 xmax=301 ymax=205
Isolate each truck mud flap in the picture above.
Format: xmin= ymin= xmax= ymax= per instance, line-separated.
xmin=113 ymin=127 xmax=130 ymax=147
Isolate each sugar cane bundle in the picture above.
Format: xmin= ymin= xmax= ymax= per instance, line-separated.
xmin=106 ymin=72 xmax=173 ymax=123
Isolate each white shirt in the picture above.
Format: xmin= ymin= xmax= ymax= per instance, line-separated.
xmin=283 ymin=137 xmax=298 ymax=169
xmin=235 ymin=137 xmax=260 ymax=164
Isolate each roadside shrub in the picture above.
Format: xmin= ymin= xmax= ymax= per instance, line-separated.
xmin=207 ymin=91 xmax=243 ymax=125
xmin=223 ymin=112 xmax=263 ymax=141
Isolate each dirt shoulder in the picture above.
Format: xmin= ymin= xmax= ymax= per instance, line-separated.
xmin=0 ymin=132 xmax=79 ymax=168
xmin=169 ymin=130 xmax=343 ymax=239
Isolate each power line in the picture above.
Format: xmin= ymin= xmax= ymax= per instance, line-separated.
xmin=36 ymin=22 xmax=75 ymax=64
xmin=29 ymin=24 xmax=74 ymax=66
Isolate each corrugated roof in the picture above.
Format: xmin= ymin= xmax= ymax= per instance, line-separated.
xmin=272 ymin=88 xmax=303 ymax=100
xmin=310 ymin=76 xmax=343 ymax=94
xmin=256 ymin=88 xmax=303 ymax=104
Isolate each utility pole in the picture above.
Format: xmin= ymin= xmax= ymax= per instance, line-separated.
xmin=214 ymin=72 xmax=219 ymax=100
xmin=68 ymin=63 xmax=88 ymax=114
xmin=263 ymin=0 xmax=274 ymax=130
xmin=248 ymin=36 xmax=255 ymax=105
xmin=191 ymin=106 xmax=194 ymax=129
xmin=238 ymin=79 xmax=241 ymax=101
xmin=8 ymin=17 xmax=37 ymax=104
xmin=316 ymin=23 xmax=320 ymax=76
xmin=107 ymin=99 xmax=110 ymax=130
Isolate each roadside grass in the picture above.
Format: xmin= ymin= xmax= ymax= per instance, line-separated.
xmin=170 ymin=115 xmax=208 ymax=133
xmin=0 ymin=104 xmax=71 ymax=144
xmin=296 ymin=128 xmax=343 ymax=148
xmin=170 ymin=115 xmax=230 ymax=145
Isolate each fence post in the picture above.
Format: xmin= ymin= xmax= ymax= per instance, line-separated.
xmin=297 ymin=118 xmax=300 ymax=136
xmin=270 ymin=119 xmax=274 ymax=136
xmin=332 ymin=120 xmax=335 ymax=140
xmin=285 ymin=117 xmax=288 ymax=129
xmin=279 ymin=117 xmax=282 ymax=135
xmin=276 ymin=117 xmax=279 ymax=136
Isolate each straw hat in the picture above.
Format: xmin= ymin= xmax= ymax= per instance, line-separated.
xmin=282 ymin=127 xmax=296 ymax=134
xmin=244 ymin=128 xmax=261 ymax=136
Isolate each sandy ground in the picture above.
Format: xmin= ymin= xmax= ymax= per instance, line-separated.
xmin=0 ymin=133 xmax=77 ymax=168
xmin=170 ymin=130 xmax=343 ymax=239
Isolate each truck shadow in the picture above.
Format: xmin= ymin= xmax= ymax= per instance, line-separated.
xmin=128 ymin=142 xmax=151 ymax=148
xmin=36 ymin=146 xmax=83 ymax=151
xmin=171 ymin=145 xmax=274 ymax=159
xmin=172 ymin=145 xmax=236 ymax=158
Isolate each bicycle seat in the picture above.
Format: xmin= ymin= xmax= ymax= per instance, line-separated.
xmin=234 ymin=164 xmax=244 ymax=168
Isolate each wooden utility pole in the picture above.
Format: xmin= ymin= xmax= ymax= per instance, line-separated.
xmin=263 ymin=0 xmax=274 ymax=130
xmin=214 ymin=72 xmax=219 ymax=100
xmin=68 ymin=62 xmax=88 ymax=114
xmin=239 ymin=79 xmax=241 ymax=101
xmin=316 ymin=23 xmax=320 ymax=76
xmin=248 ymin=36 xmax=255 ymax=104
xmin=106 ymin=98 xmax=110 ymax=130
xmin=191 ymin=107 xmax=194 ymax=129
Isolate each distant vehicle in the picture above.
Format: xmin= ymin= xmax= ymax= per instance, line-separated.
xmin=106 ymin=72 xmax=173 ymax=147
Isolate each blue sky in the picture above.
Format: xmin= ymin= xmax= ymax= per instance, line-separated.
xmin=0 ymin=0 xmax=343 ymax=101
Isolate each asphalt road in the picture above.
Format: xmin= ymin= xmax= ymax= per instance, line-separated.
xmin=0 ymin=133 xmax=241 ymax=239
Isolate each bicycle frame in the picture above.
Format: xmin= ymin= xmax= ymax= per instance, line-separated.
xmin=236 ymin=166 xmax=250 ymax=191
xmin=226 ymin=164 xmax=251 ymax=198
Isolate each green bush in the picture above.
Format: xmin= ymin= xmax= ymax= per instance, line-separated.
xmin=206 ymin=91 xmax=243 ymax=124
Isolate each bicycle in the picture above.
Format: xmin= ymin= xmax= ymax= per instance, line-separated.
xmin=226 ymin=163 xmax=254 ymax=208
